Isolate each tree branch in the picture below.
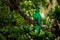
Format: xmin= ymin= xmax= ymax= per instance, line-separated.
xmin=3 ymin=0 xmax=60 ymax=37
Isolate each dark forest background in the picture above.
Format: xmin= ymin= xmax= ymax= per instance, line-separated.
xmin=0 ymin=0 xmax=60 ymax=40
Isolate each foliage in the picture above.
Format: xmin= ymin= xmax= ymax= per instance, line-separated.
xmin=0 ymin=0 xmax=60 ymax=40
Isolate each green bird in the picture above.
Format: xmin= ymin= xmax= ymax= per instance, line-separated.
xmin=33 ymin=9 xmax=41 ymax=36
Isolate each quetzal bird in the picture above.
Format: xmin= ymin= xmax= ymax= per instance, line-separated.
xmin=33 ymin=9 xmax=41 ymax=36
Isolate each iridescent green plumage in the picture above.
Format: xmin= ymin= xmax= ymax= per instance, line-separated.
xmin=33 ymin=9 xmax=41 ymax=36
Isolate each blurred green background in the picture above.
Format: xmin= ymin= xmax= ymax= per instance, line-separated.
xmin=0 ymin=0 xmax=60 ymax=40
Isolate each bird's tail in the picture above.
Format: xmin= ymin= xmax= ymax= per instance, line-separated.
xmin=34 ymin=25 xmax=41 ymax=36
